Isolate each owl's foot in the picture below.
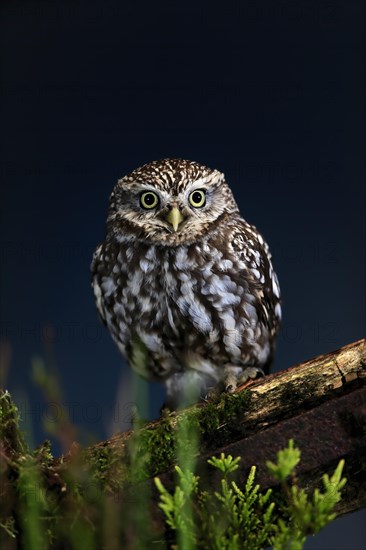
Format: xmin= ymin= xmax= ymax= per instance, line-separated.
xmin=224 ymin=364 xmax=265 ymax=393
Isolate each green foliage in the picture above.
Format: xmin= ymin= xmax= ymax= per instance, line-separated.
xmin=17 ymin=456 xmax=48 ymax=549
xmin=0 ymin=390 xmax=28 ymax=457
xmin=266 ymin=438 xmax=301 ymax=482
xmin=272 ymin=458 xmax=346 ymax=550
xmin=208 ymin=453 xmax=240 ymax=476
xmin=155 ymin=440 xmax=346 ymax=550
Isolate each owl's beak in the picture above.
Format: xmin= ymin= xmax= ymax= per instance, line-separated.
xmin=166 ymin=205 xmax=184 ymax=232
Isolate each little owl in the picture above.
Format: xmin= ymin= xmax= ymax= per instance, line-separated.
xmin=91 ymin=159 xmax=281 ymax=408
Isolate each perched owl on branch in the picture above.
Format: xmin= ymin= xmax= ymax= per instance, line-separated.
xmin=91 ymin=159 xmax=281 ymax=408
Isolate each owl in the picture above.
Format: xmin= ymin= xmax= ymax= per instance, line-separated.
xmin=91 ymin=159 xmax=281 ymax=408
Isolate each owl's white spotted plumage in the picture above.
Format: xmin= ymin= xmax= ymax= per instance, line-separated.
xmin=91 ymin=159 xmax=281 ymax=407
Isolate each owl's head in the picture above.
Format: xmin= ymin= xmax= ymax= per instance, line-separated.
xmin=106 ymin=159 xmax=239 ymax=245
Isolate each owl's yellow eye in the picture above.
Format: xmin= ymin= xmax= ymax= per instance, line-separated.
xmin=189 ymin=189 xmax=206 ymax=208
xmin=140 ymin=191 xmax=159 ymax=209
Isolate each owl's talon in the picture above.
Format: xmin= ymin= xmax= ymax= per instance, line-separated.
xmin=238 ymin=366 xmax=265 ymax=385
xmin=223 ymin=364 xmax=265 ymax=393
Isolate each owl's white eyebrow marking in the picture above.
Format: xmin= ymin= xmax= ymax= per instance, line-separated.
xmin=187 ymin=172 xmax=223 ymax=189
xmin=187 ymin=177 xmax=209 ymax=189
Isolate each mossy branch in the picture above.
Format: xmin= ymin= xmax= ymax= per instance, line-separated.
xmin=66 ymin=338 xmax=365 ymax=515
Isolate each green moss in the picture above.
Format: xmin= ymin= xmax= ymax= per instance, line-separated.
xmin=90 ymin=445 xmax=113 ymax=479
xmin=0 ymin=387 xmax=254 ymax=494
xmin=195 ymin=391 xmax=252 ymax=447
xmin=128 ymin=413 xmax=177 ymax=481
xmin=84 ymin=443 xmax=128 ymax=492
xmin=33 ymin=440 xmax=53 ymax=467
xmin=126 ymin=391 xmax=252 ymax=481
xmin=0 ymin=390 xmax=28 ymax=458
xmin=0 ymin=386 xmax=252 ymax=492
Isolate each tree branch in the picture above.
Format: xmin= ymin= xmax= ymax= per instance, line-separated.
xmin=74 ymin=339 xmax=366 ymax=516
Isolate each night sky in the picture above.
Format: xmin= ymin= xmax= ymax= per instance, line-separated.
xmin=1 ymin=1 xmax=365 ymax=547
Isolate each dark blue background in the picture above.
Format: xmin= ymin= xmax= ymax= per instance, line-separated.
xmin=1 ymin=1 xmax=365 ymax=547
